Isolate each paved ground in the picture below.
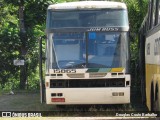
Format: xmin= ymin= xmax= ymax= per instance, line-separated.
xmin=0 ymin=92 xmax=55 ymax=111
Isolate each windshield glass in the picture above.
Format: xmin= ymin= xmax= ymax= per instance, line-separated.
xmin=52 ymin=32 xmax=129 ymax=69
xmin=52 ymin=32 xmax=86 ymax=68
xmin=48 ymin=9 xmax=128 ymax=28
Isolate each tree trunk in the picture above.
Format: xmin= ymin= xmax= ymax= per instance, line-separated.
xmin=19 ymin=2 xmax=28 ymax=89
xmin=19 ymin=63 xmax=27 ymax=89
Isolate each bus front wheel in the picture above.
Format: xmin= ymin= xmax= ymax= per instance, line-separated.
xmin=154 ymin=84 xmax=160 ymax=111
xmin=150 ymin=83 xmax=154 ymax=111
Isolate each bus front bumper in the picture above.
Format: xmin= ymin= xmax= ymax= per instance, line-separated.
xmin=46 ymin=87 xmax=130 ymax=105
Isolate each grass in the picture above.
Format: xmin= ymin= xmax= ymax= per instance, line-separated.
xmin=0 ymin=91 xmax=56 ymax=111
xmin=0 ymin=90 xmax=10 ymax=95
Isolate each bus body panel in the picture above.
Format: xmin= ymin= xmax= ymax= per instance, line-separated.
xmin=46 ymin=87 xmax=130 ymax=104
xmin=48 ymin=1 xmax=127 ymax=10
xmin=45 ymin=69 xmax=130 ymax=105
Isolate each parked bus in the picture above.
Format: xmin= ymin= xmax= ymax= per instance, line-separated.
xmin=139 ymin=0 xmax=160 ymax=111
xmin=40 ymin=1 xmax=131 ymax=105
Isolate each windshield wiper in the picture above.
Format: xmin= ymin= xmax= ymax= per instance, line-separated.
xmin=64 ymin=62 xmax=110 ymax=69
xmin=64 ymin=62 xmax=86 ymax=69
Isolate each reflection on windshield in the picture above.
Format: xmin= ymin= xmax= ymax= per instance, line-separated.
xmin=52 ymin=32 xmax=128 ymax=69
xmin=53 ymin=32 xmax=86 ymax=68
xmin=88 ymin=32 xmax=119 ymax=68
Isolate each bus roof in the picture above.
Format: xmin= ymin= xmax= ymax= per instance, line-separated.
xmin=48 ymin=1 xmax=127 ymax=10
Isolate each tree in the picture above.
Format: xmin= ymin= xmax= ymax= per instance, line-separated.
xmin=0 ymin=0 xmax=20 ymax=88
xmin=3 ymin=0 xmax=54 ymax=89
xmin=124 ymin=0 xmax=148 ymax=83
xmin=125 ymin=0 xmax=148 ymax=33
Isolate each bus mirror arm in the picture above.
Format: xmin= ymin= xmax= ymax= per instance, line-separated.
xmin=39 ymin=35 xmax=46 ymax=104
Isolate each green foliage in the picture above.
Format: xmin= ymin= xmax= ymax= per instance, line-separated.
xmin=0 ymin=0 xmax=50 ymax=90
xmin=124 ymin=0 xmax=148 ymax=83
xmin=27 ymin=67 xmax=40 ymax=90
xmin=125 ymin=0 xmax=148 ymax=33
xmin=0 ymin=0 xmax=149 ymax=90
xmin=0 ymin=2 xmax=20 ymax=88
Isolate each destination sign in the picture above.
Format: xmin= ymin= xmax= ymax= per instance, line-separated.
xmin=53 ymin=32 xmax=84 ymax=39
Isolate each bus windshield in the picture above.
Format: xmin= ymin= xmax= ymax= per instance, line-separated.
xmin=52 ymin=32 xmax=129 ymax=69
xmin=48 ymin=9 xmax=128 ymax=28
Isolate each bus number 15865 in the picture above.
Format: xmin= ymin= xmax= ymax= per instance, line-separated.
xmin=53 ymin=69 xmax=76 ymax=73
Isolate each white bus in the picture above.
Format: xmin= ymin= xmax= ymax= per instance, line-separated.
xmin=40 ymin=1 xmax=131 ymax=105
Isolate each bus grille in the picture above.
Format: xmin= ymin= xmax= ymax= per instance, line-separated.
xmin=50 ymin=78 xmax=125 ymax=88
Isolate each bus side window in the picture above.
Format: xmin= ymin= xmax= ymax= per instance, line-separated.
xmin=152 ymin=0 xmax=156 ymax=27
xmin=158 ymin=0 xmax=160 ymax=24
xmin=155 ymin=0 xmax=159 ymax=25
xmin=149 ymin=0 xmax=153 ymax=29
xmin=149 ymin=0 xmax=156 ymax=28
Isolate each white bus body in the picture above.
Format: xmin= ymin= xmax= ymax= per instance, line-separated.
xmin=44 ymin=1 xmax=131 ymax=105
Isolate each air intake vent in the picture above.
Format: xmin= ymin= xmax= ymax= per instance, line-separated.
xmin=89 ymin=73 xmax=107 ymax=78
xmin=67 ymin=73 xmax=84 ymax=78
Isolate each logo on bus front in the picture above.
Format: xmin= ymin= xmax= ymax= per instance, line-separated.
xmin=87 ymin=27 xmax=119 ymax=32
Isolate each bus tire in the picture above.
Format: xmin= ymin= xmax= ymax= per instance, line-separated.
xmin=150 ymin=83 xmax=154 ymax=111
xmin=154 ymin=84 xmax=160 ymax=111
